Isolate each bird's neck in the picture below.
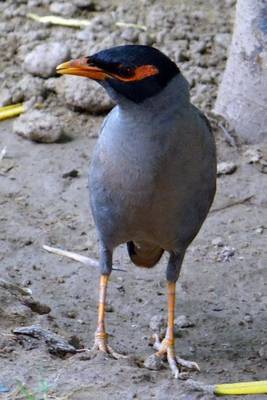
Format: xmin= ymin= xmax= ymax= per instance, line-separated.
xmin=108 ymin=74 xmax=190 ymax=118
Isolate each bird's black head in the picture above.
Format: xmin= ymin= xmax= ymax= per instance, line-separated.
xmin=57 ymin=45 xmax=180 ymax=103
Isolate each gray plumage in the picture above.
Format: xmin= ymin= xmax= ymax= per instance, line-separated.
xmin=89 ymin=73 xmax=216 ymax=281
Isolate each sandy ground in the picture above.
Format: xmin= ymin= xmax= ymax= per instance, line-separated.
xmin=0 ymin=0 xmax=267 ymax=399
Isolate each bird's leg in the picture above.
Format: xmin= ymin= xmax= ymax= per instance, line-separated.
xmin=92 ymin=244 xmax=126 ymax=359
xmin=152 ymin=252 xmax=200 ymax=378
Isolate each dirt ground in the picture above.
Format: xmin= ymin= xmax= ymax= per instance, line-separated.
xmin=0 ymin=0 xmax=267 ymax=399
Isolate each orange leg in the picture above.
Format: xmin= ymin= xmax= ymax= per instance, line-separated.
xmin=153 ymin=281 xmax=200 ymax=378
xmin=92 ymin=275 xmax=125 ymax=359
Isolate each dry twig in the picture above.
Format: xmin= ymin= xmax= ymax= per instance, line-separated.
xmin=43 ymin=244 xmax=126 ymax=272
xmin=211 ymin=195 xmax=254 ymax=213
xmin=218 ymin=122 xmax=237 ymax=147
xmin=27 ymin=13 xmax=90 ymax=28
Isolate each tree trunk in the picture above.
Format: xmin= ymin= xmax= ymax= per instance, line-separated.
xmin=214 ymin=0 xmax=267 ymax=143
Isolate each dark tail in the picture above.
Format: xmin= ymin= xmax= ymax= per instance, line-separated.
xmin=127 ymin=240 xmax=164 ymax=268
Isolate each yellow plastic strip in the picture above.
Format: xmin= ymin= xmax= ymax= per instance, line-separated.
xmin=214 ymin=380 xmax=267 ymax=396
xmin=27 ymin=13 xmax=90 ymax=28
xmin=0 ymin=103 xmax=23 ymax=111
xmin=0 ymin=103 xmax=25 ymax=121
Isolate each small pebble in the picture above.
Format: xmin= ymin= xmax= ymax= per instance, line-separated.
xmin=67 ymin=311 xmax=77 ymax=319
xmin=212 ymin=237 xmax=224 ymax=247
xmin=105 ymin=304 xmax=114 ymax=312
xmin=49 ymin=2 xmax=77 ymax=16
xmin=62 ymin=169 xmax=79 ymax=179
xmin=174 ymin=315 xmax=195 ymax=329
xmin=217 ymin=246 xmax=235 ymax=262
xmin=244 ymin=314 xmax=253 ymax=323
xmin=217 ymin=161 xmax=237 ymax=176
xmin=144 ymin=354 xmax=164 ymax=371
xmin=255 ymin=226 xmax=264 ymax=234
xmin=244 ymin=148 xmax=262 ymax=164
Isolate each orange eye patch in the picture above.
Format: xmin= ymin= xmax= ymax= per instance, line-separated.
xmin=112 ymin=65 xmax=159 ymax=82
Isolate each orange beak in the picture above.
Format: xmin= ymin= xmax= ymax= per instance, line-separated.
xmin=56 ymin=57 xmax=108 ymax=80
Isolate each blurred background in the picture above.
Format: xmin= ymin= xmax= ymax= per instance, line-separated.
xmin=0 ymin=1 xmax=266 ymax=399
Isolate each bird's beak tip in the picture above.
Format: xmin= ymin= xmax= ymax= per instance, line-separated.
xmin=56 ymin=60 xmax=72 ymax=75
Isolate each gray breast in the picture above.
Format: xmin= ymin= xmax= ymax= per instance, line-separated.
xmin=89 ymin=75 xmax=216 ymax=251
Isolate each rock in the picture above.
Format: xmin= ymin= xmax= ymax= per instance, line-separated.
xmin=49 ymin=2 xmax=77 ymax=16
xmin=138 ymin=32 xmax=154 ymax=46
xmin=214 ymin=33 xmax=231 ymax=49
xmin=105 ymin=303 xmax=114 ymax=312
xmin=217 ymin=246 xmax=235 ymax=262
xmin=244 ymin=148 xmax=262 ymax=164
xmin=15 ymin=75 xmax=45 ymax=101
xmin=174 ymin=315 xmax=195 ymax=329
xmin=44 ymin=78 xmax=58 ymax=92
xmin=120 ymin=28 xmax=139 ymax=43
xmin=66 ymin=310 xmax=77 ymax=319
xmin=149 ymin=315 xmax=167 ymax=337
xmin=73 ymin=0 xmax=95 ymax=10
xmin=190 ymin=40 xmax=208 ymax=54
xmin=0 ymin=88 xmax=13 ymax=107
xmin=62 ymin=169 xmax=79 ymax=179
xmin=13 ymin=110 xmax=63 ymax=143
xmin=217 ymin=161 xmax=237 ymax=176
xmin=24 ymin=42 xmax=71 ymax=78
xmin=254 ymin=226 xmax=264 ymax=234
xmin=144 ymin=354 xmax=164 ymax=371
xmin=55 ymin=76 xmax=114 ymax=114
xmin=76 ymin=27 xmax=96 ymax=42
xmin=212 ymin=237 xmax=224 ymax=247
xmin=244 ymin=314 xmax=253 ymax=323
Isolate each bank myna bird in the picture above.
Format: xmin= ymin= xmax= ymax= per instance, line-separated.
xmin=57 ymin=45 xmax=216 ymax=378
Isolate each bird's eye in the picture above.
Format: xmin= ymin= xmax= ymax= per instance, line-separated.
xmin=122 ymin=66 xmax=134 ymax=77
xmin=116 ymin=64 xmax=133 ymax=76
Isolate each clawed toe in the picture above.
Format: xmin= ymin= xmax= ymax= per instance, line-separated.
xmin=92 ymin=332 xmax=127 ymax=359
xmin=150 ymin=333 xmax=200 ymax=378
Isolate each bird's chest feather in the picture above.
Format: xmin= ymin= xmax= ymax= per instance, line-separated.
xmin=90 ymin=107 xmax=183 ymax=205
xmin=89 ymin=104 xmax=215 ymax=247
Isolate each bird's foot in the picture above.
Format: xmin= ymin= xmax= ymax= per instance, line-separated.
xmin=149 ymin=333 xmax=200 ymax=378
xmin=91 ymin=332 xmax=127 ymax=359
